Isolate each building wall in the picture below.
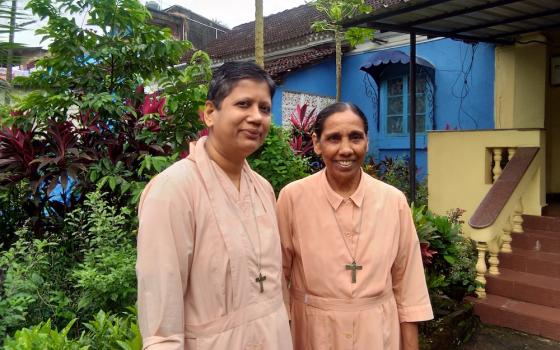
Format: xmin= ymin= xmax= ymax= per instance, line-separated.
xmin=272 ymin=38 xmax=495 ymax=177
xmin=148 ymin=9 xmax=184 ymax=40
xmin=167 ymin=8 xmax=229 ymax=50
xmin=494 ymin=32 xmax=559 ymax=195
xmin=494 ymin=34 xmax=547 ymax=129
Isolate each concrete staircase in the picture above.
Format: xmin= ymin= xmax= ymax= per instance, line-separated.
xmin=469 ymin=214 xmax=560 ymax=341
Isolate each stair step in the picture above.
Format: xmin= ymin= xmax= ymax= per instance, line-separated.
xmin=523 ymin=215 xmax=560 ymax=233
xmin=510 ymin=230 xmax=560 ymax=253
xmin=500 ymin=248 xmax=560 ymax=278
xmin=467 ymin=294 xmax=560 ymax=341
xmin=486 ymin=268 xmax=560 ymax=308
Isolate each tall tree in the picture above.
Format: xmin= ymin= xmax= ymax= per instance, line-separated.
xmin=311 ymin=0 xmax=373 ymax=101
xmin=0 ymin=0 xmax=35 ymax=103
xmin=254 ymin=0 xmax=264 ymax=67
xmin=0 ymin=0 xmax=211 ymax=233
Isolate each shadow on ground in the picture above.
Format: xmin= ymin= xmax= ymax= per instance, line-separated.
xmin=461 ymin=325 xmax=560 ymax=350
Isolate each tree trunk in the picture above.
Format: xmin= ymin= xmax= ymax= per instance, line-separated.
xmin=255 ymin=0 xmax=264 ymax=68
xmin=335 ymin=30 xmax=342 ymax=102
xmin=5 ymin=0 xmax=17 ymax=104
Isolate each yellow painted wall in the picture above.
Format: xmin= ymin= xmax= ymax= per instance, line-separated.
xmin=546 ymin=31 xmax=560 ymax=193
xmin=427 ymin=129 xmax=545 ymax=237
xmin=494 ymin=34 xmax=547 ymax=129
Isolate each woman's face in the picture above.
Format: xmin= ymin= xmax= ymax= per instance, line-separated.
xmin=313 ymin=109 xmax=368 ymax=185
xmin=204 ymin=79 xmax=272 ymax=159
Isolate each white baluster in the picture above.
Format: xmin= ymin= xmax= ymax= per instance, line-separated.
xmin=501 ymin=219 xmax=513 ymax=253
xmin=512 ymin=199 xmax=524 ymax=234
xmin=492 ymin=148 xmax=503 ymax=182
xmin=508 ymin=147 xmax=516 ymax=161
xmin=488 ymin=240 xmax=500 ymax=275
xmin=475 ymin=242 xmax=488 ymax=298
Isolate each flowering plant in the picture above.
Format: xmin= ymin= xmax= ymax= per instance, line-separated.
xmin=288 ymin=103 xmax=316 ymax=156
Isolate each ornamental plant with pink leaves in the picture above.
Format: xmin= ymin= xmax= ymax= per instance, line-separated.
xmin=290 ymin=103 xmax=317 ymax=135
xmin=287 ymin=103 xmax=324 ymax=171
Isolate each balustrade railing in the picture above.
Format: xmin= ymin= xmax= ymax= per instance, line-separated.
xmin=427 ymin=129 xmax=545 ymax=299
xmin=490 ymin=147 xmax=517 ymax=183
xmin=470 ymin=147 xmax=539 ymax=298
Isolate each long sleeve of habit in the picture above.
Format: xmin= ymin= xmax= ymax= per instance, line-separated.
xmin=136 ymin=174 xmax=194 ymax=349
xmin=391 ymin=192 xmax=434 ymax=323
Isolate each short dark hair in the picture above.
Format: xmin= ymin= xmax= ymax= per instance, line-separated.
xmin=314 ymin=102 xmax=369 ymax=139
xmin=207 ymin=61 xmax=276 ymax=109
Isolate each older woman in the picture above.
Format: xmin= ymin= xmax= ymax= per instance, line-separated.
xmin=136 ymin=62 xmax=292 ymax=350
xmin=277 ymin=102 xmax=432 ymax=350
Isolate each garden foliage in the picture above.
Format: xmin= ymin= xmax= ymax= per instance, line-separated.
xmin=3 ymin=309 xmax=141 ymax=350
xmin=363 ymin=155 xmax=428 ymax=206
xmin=413 ymin=206 xmax=477 ymax=300
xmin=0 ymin=0 xmax=207 ymax=344
xmin=248 ymin=124 xmax=309 ymax=195
xmin=287 ymin=103 xmax=324 ymax=173
xmin=0 ymin=0 xmax=211 ymax=239
xmin=0 ymin=192 xmax=137 ymax=341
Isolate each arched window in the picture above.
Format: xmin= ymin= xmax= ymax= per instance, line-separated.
xmin=361 ymin=50 xmax=435 ymax=143
xmin=380 ymin=71 xmax=431 ymax=136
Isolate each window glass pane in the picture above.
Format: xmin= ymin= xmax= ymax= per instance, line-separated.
xmin=406 ymin=114 xmax=426 ymax=133
xmin=416 ymin=74 xmax=427 ymax=93
xmin=416 ymin=94 xmax=425 ymax=113
xmin=388 ymin=96 xmax=403 ymax=115
xmin=387 ymin=116 xmax=403 ymax=134
xmin=388 ymin=78 xmax=403 ymax=96
xmin=416 ymin=114 xmax=426 ymax=132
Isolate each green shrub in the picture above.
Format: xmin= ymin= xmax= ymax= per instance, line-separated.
xmin=412 ymin=205 xmax=477 ymax=300
xmin=0 ymin=191 xmax=136 ymax=343
xmin=4 ymin=309 xmax=141 ymax=350
xmin=0 ymin=226 xmax=75 ymax=340
xmin=70 ymin=192 xmax=137 ymax=317
xmin=2 ymin=319 xmax=85 ymax=350
xmin=249 ymin=125 xmax=310 ymax=194
xmin=80 ymin=309 xmax=141 ymax=350
xmin=0 ymin=183 xmax=30 ymax=248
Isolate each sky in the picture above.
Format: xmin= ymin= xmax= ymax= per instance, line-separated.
xmin=162 ymin=0 xmax=308 ymax=29
xmin=12 ymin=0 xmax=308 ymax=48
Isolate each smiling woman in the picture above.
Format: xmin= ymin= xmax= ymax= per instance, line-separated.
xmin=312 ymin=103 xmax=369 ymax=197
xmin=277 ymin=102 xmax=433 ymax=350
xmin=204 ymin=79 xmax=273 ymax=188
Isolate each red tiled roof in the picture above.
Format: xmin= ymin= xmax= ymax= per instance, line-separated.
xmin=266 ymin=45 xmax=336 ymax=79
xmin=206 ymin=0 xmax=404 ymax=59
xmin=206 ymin=4 xmax=324 ymax=59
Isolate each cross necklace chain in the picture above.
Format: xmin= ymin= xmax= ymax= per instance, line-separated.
xmin=236 ymin=175 xmax=266 ymax=293
xmin=332 ymin=199 xmax=364 ymax=284
xmin=216 ymin=163 xmax=267 ymax=293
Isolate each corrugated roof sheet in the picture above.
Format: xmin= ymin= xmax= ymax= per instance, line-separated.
xmin=345 ymin=0 xmax=560 ymax=44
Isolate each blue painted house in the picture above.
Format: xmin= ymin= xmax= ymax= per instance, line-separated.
xmin=206 ymin=2 xmax=495 ymax=176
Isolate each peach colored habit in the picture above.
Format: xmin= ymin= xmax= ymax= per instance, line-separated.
xmin=277 ymin=170 xmax=433 ymax=350
xmin=136 ymin=137 xmax=292 ymax=350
